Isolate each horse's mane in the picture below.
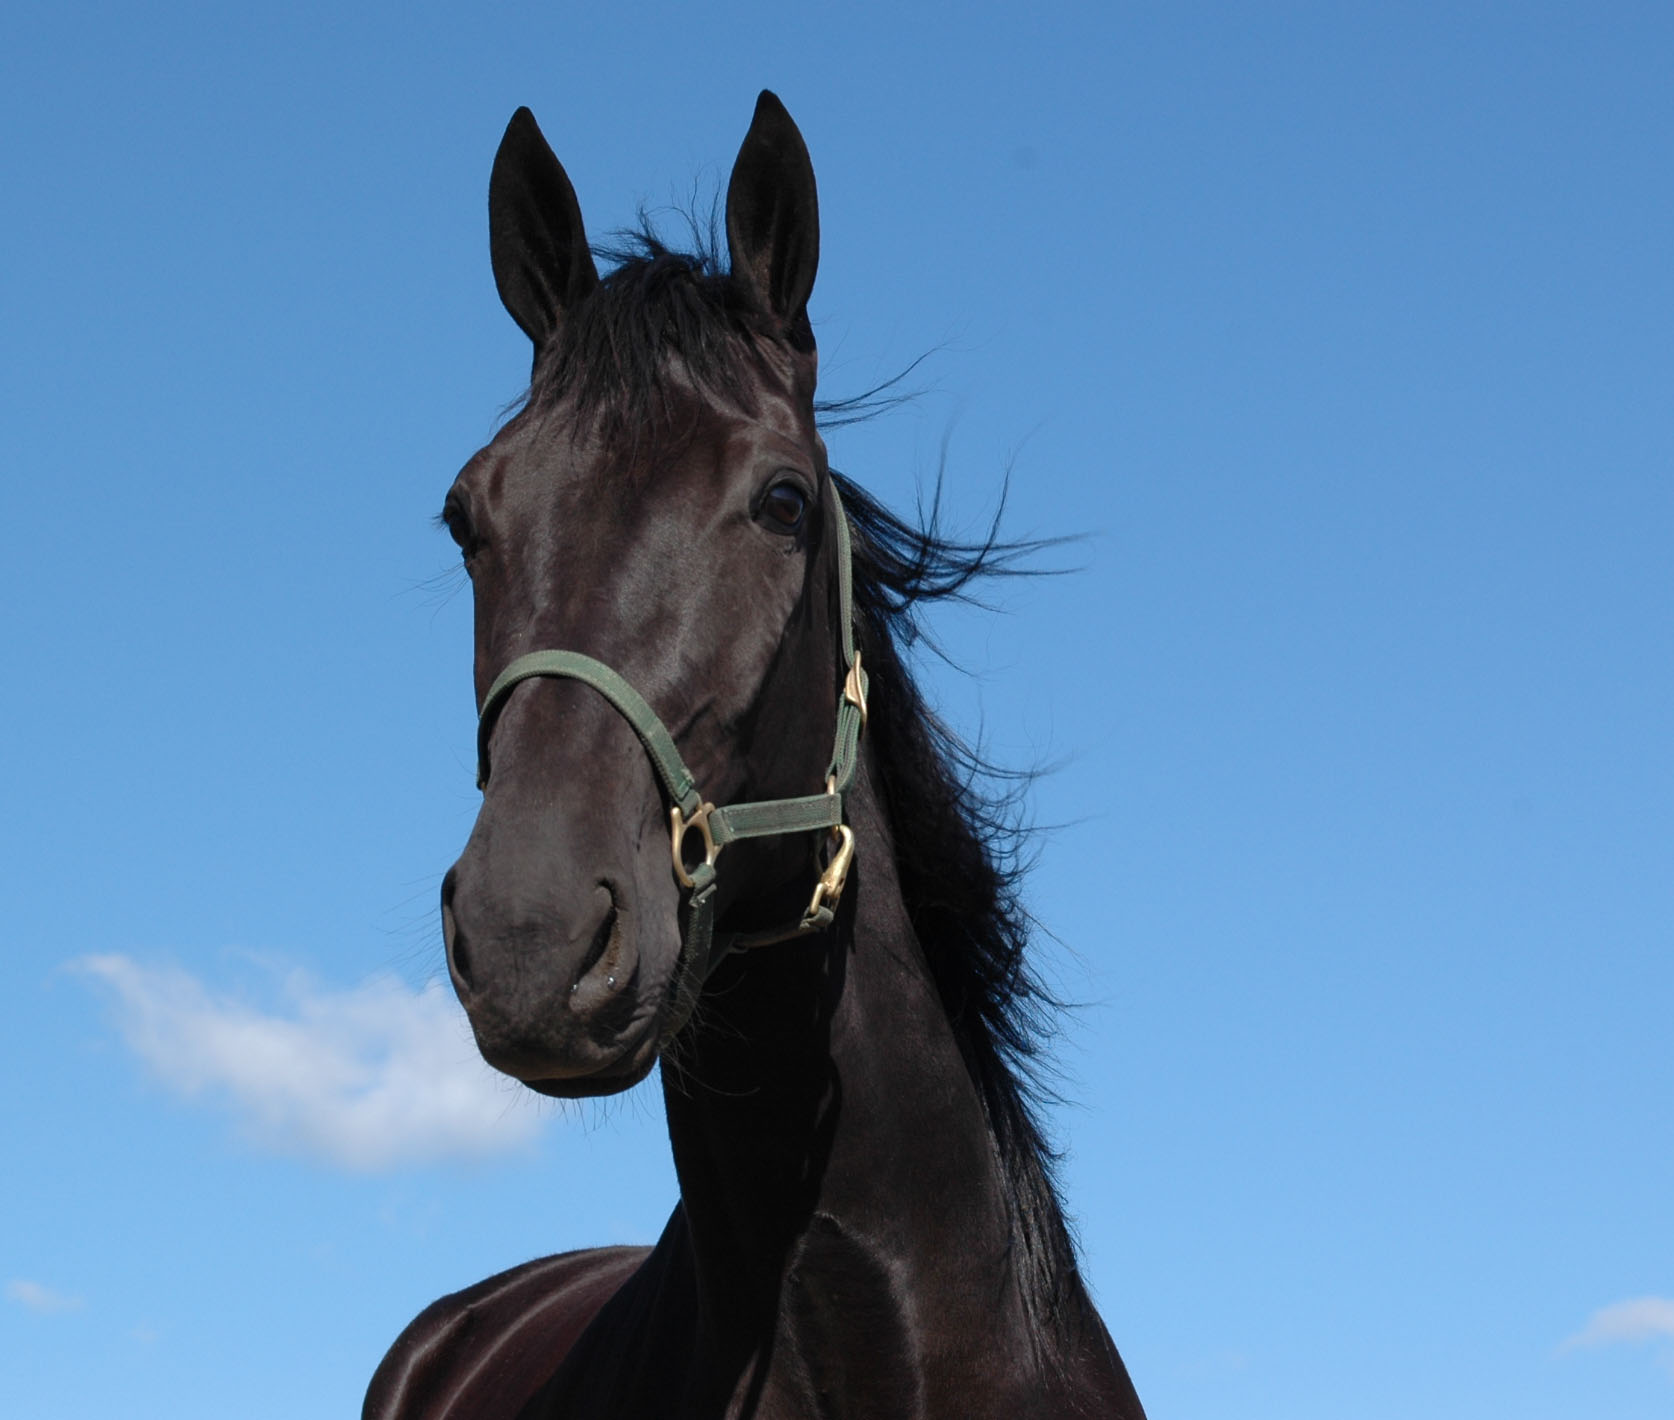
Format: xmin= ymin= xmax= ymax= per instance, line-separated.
xmin=832 ymin=474 xmax=1084 ymax=1333
xmin=524 ymin=225 xmax=769 ymax=436
xmin=525 ymin=228 xmax=1084 ymax=1334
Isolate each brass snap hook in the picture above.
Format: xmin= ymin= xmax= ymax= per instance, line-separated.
xmin=803 ymin=823 xmax=856 ymax=925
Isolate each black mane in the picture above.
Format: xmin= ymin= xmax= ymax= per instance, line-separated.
xmin=528 ymin=234 xmax=1082 ymax=1332
xmin=833 ymin=474 xmax=1083 ymax=1334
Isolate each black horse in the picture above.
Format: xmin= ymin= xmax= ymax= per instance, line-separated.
xmin=365 ymin=92 xmax=1146 ymax=1420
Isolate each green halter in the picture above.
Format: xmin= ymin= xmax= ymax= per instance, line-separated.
xmin=473 ymin=481 xmax=869 ymax=1029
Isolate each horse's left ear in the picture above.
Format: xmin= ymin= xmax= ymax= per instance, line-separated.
xmin=726 ymin=91 xmax=819 ymax=346
xmin=489 ymin=107 xmax=599 ymax=361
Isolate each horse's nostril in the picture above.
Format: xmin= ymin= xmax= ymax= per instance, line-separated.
xmin=568 ymin=886 xmax=636 ymax=1020
xmin=573 ymin=891 xmax=620 ymax=992
xmin=443 ymin=896 xmax=475 ymax=993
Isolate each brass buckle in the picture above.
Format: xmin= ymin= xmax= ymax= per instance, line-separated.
xmin=803 ymin=823 xmax=856 ymax=925
xmin=670 ymin=802 xmax=720 ymax=888
xmin=843 ymin=652 xmax=867 ymax=728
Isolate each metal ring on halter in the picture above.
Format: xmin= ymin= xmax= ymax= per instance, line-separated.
xmin=670 ymin=802 xmax=721 ymax=889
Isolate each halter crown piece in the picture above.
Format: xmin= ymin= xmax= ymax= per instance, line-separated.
xmin=472 ymin=480 xmax=869 ymax=1038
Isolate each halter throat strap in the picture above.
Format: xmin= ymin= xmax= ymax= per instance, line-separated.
xmin=472 ymin=481 xmax=869 ymax=1020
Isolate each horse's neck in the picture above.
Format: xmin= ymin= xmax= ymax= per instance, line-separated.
xmin=659 ymin=757 xmax=1041 ymax=1405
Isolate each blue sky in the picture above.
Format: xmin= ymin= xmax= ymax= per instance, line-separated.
xmin=3 ymin=3 xmax=1670 ymax=1416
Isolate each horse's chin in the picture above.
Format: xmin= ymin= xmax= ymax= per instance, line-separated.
xmin=465 ymin=983 xmax=672 ymax=1099
xmin=515 ymin=1035 xmax=664 ymax=1099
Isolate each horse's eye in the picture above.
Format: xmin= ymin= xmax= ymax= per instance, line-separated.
xmin=440 ymin=499 xmax=482 ymax=565
xmin=759 ymin=480 xmax=808 ymax=533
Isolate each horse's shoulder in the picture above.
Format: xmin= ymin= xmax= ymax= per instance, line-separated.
xmin=362 ymin=1245 xmax=651 ymax=1420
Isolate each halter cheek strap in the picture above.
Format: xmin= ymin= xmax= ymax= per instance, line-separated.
xmin=472 ymin=481 xmax=869 ymax=1032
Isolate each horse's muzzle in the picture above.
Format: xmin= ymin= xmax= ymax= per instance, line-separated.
xmin=441 ymin=864 xmax=666 ymax=1095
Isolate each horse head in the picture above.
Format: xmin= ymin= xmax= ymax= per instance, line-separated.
xmin=439 ymin=94 xmax=851 ymax=1098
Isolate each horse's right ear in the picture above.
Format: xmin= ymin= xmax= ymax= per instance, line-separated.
xmin=726 ymin=91 xmax=819 ymax=347
xmin=489 ymin=108 xmax=598 ymax=358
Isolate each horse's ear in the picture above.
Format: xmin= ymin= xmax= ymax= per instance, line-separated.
xmin=489 ymin=108 xmax=599 ymax=357
xmin=726 ymin=91 xmax=819 ymax=345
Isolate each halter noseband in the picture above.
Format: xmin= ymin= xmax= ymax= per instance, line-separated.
xmin=472 ymin=481 xmax=869 ymax=1033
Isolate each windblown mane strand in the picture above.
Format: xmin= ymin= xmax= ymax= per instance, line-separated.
xmin=832 ymin=473 xmax=1084 ymax=1338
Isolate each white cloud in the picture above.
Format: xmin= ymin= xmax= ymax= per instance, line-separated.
xmin=1563 ymin=1296 xmax=1674 ymax=1352
xmin=79 ymin=955 xmax=545 ymax=1170
xmin=7 ymin=1279 xmax=83 ymax=1314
